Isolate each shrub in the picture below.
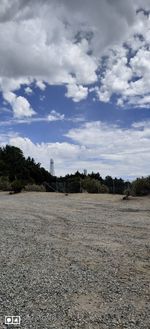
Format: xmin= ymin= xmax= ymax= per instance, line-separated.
xmin=81 ymin=177 xmax=108 ymax=193
xmin=123 ymin=188 xmax=131 ymax=196
xmin=99 ymin=184 xmax=109 ymax=193
xmin=0 ymin=176 xmax=11 ymax=191
xmin=24 ymin=184 xmax=46 ymax=192
xmin=11 ymin=180 xmax=24 ymax=193
xmin=132 ymin=177 xmax=150 ymax=196
xmin=66 ymin=179 xmax=80 ymax=193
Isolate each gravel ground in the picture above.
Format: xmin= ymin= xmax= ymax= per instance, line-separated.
xmin=0 ymin=192 xmax=149 ymax=329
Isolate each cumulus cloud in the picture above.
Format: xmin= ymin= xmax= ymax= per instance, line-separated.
xmin=65 ymin=84 xmax=88 ymax=102
xmin=97 ymin=10 xmax=150 ymax=107
xmin=3 ymin=91 xmax=35 ymax=118
xmin=36 ymin=80 xmax=46 ymax=91
xmin=25 ymin=86 xmax=33 ymax=95
xmin=65 ymin=120 xmax=150 ymax=177
xmin=0 ymin=0 xmax=149 ymax=111
xmin=1 ymin=120 xmax=150 ymax=178
xmin=47 ymin=110 xmax=65 ymax=122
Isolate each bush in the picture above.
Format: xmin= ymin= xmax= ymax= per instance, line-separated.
xmin=132 ymin=177 xmax=150 ymax=196
xmin=99 ymin=184 xmax=109 ymax=193
xmin=11 ymin=180 xmax=24 ymax=193
xmin=0 ymin=176 xmax=11 ymax=191
xmin=81 ymin=177 xmax=108 ymax=193
xmin=66 ymin=179 xmax=81 ymax=193
xmin=24 ymin=184 xmax=46 ymax=192
xmin=123 ymin=188 xmax=131 ymax=196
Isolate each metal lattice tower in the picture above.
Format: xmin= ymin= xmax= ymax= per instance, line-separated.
xmin=50 ymin=158 xmax=55 ymax=176
xmin=83 ymin=169 xmax=87 ymax=176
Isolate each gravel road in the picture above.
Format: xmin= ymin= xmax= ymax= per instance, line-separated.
xmin=0 ymin=192 xmax=149 ymax=329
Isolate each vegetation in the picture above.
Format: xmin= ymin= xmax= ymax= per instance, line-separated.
xmin=0 ymin=145 xmax=149 ymax=195
xmin=24 ymin=184 xmax=46 ymax=192
xmin=0 ymin=145 xmax=54 ymax=184
xmin=0 ymin=176 xmax=11 ymax=191
xmin=131 ymin=177 xmax=150 ymax=196
xmin=11 ymin=180 xmax=25 ymax=194
xmin=81 ymin=177 xmax=108 ymax=193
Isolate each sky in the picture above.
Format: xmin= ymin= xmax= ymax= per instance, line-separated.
xmin=0 ymin=0 xmax=150 ymax=179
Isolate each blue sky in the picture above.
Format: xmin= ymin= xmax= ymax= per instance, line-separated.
xmin=0 ymin=0 xmax=150 ymax=178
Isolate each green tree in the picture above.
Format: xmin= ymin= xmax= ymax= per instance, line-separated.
xmin=132 ymin=177 xmax=150 ymax=196
xmin=82 ymin=177 xmax=108 ymax=193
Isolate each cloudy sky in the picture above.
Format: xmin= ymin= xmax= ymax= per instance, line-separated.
xmin=0 ymin=0 xmax=150 ymax=179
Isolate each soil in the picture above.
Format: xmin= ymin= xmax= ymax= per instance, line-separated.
xmin=0 ymin=192 xmax=149 ymax=328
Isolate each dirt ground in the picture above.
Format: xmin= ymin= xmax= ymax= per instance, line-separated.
xmin=0 ymin=192 xmax=149 ymax=328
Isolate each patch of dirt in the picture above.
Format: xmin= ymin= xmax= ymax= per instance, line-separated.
xmin=0 ymin=192 xmax=149 ymax=329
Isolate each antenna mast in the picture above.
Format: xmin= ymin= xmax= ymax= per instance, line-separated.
xmin=50 ymin=158 xmax=55 ymax=176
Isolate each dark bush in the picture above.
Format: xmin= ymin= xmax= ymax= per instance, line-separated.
xmin=81 ymin=177 xmax=108 ymax=193
xmin=132 ymin=177 xmax=150 ymax=196
xmin=11 ymin=180 xmax=24 ymax=193
xmin=24 ymin=184 xmax=46 ymax=192
xmin=0 ymin=176 xmax=11 ymax=191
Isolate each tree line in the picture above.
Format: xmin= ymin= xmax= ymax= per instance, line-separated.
xmin=0 ymin=145 xmax=149 ymax=196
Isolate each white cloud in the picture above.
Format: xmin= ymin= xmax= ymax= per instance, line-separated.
xmin=47 ymin=110 xmax=65 ymax=122
xmin=1 ymin=120 xmax=150 ymax=178
xmin=97 ymin=47 xmax=132 ymax=102
xmin=0 ymin=0 xmax=150 ymax=108
xmin=0 ymin=77 xmax=30 ymax=94
xmin=65 ymin=84 xmax=88 ymax=102
xmin=65 ymin=120 xmax=150 ymax=177
xmin=0 ymin=113 xmax=85 ymax=126
xmin=12 ymin=96 xmax=35 ymax=118
xmin=25 ymin=86 xmax=33 ymax=95
xmin=131 ymin=120 xmax=150 ymax=128
xmin=3 ymin=91 xmax=35 ymax=118
xmin=0 ymin=0 xmax=149 ymax=109
xmin=36 ymin=80 xmax=46 ymax=91
xmin=97 ymin=10 xmax=150 ymax=107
